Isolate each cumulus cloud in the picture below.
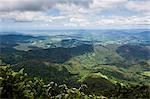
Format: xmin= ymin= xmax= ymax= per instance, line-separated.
xmin=0 ymin=0 xmax=92 ymax=12
xmin=0 ymin=0 xmax=92 ymax=22
xmin=0 ymin=11 xmax=68 ymax=22
xmin=0 ymin=0 xmax=150 ymax=29
xmin=90 ymin=0 xmax=126 ymax=9
xmin=0 ymin=0 xmax=50 ymax=12
xmin=97 ymin=16 xmax=150 ymax=26
xmin=127 ymin=0 xmax=150 ymax=12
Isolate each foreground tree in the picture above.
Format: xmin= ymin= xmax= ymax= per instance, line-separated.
xmin=0 ymin=65 xmax=149 ymax=99
xmin=0 ymin=65 xmax=106 ymax=99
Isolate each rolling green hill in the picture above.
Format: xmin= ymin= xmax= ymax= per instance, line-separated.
xmin=0 ymin=30 xmax=150 ymax=98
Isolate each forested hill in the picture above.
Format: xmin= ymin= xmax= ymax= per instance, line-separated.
xmin=0 ymin=65 xmax=149 ymax=99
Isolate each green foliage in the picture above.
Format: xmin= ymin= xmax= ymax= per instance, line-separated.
xmin=0 ymin=65 xmax=107 ymax=99
xmin=13 ymin=60 xmax=76 ymax=84
xmin=0 ymin=65 xmax=149 ymax=99
xmin=114 ymin=83 xmax=150 ymax=98
xmin=1 ymin=34 xmax=150 ymax=85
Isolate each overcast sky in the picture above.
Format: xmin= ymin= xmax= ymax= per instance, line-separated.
xmin=0 ymin=0 xmax=150 ymax=30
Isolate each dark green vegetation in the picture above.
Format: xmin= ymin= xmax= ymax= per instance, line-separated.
xmin=0 ymin=65 xmax=149 ymax=99
xmin=0 ymin=65 xmax=104 ymax=99
xmin=0 ymin=30 xmax=150 ymax=98
xmin=117 ymin=44 xmax=150 ymax=61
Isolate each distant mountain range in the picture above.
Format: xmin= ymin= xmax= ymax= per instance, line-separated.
xmin=0 ymin=30 xmax=150 ymax=95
